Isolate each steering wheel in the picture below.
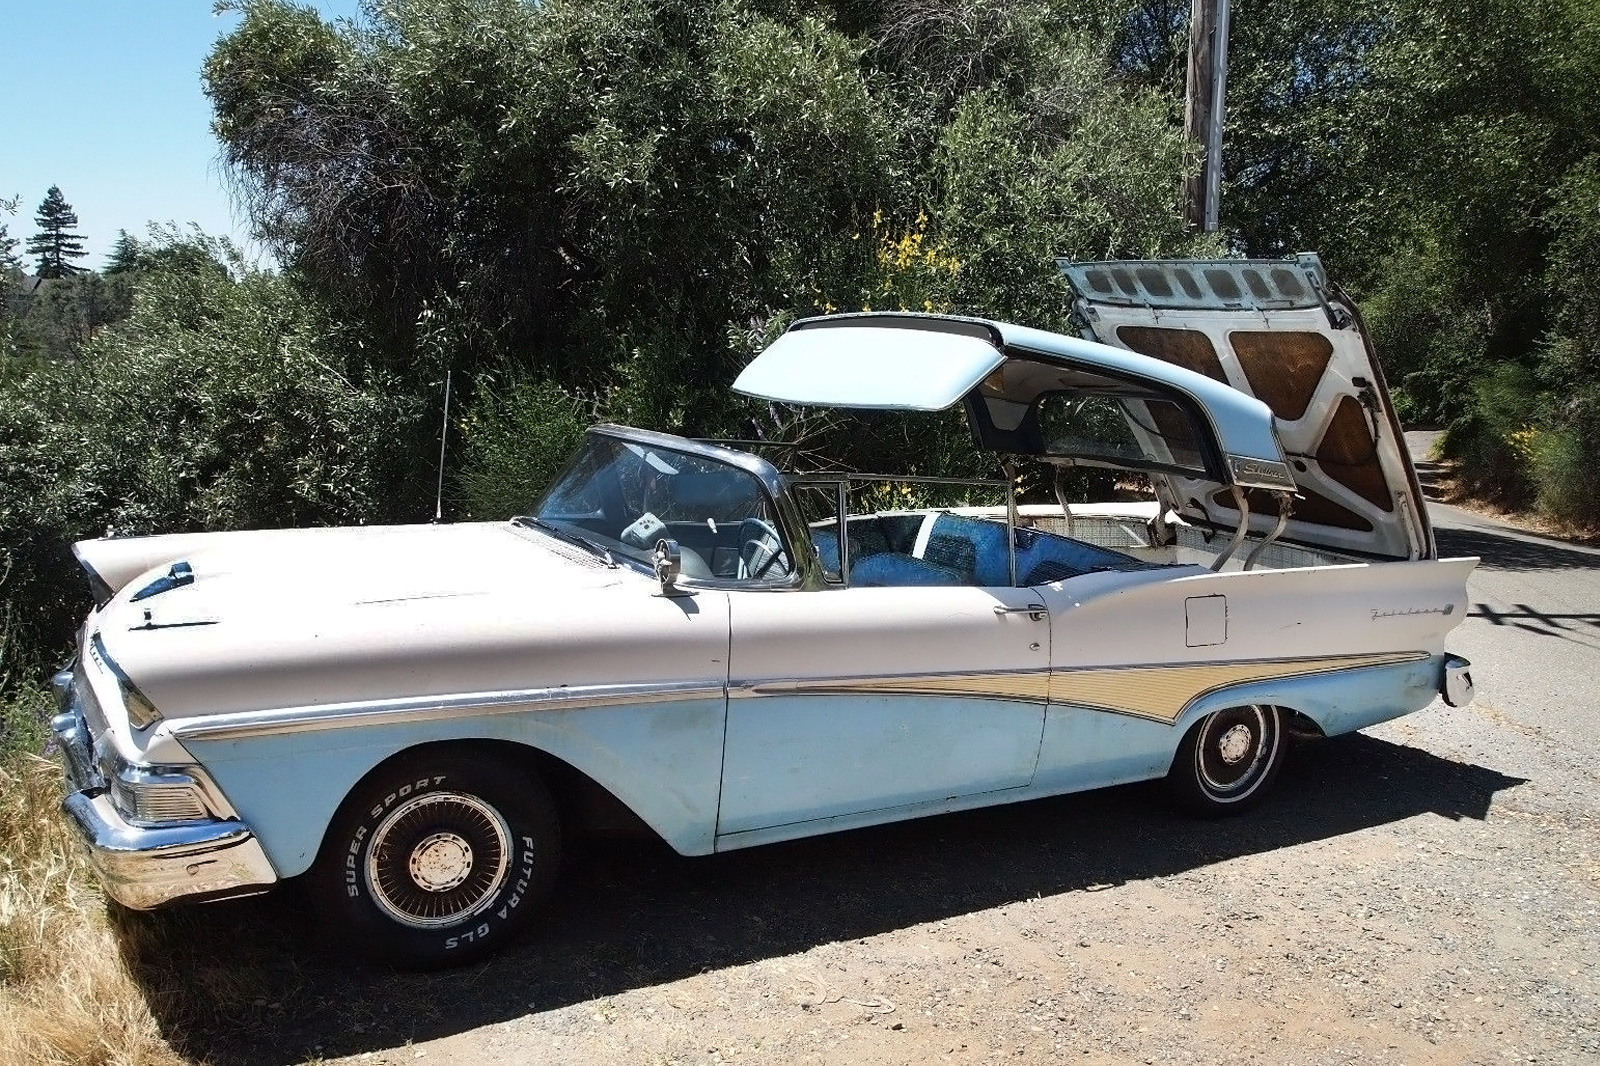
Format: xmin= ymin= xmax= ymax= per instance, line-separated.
xmin=738 ymin=518 xmax=789 ymax=580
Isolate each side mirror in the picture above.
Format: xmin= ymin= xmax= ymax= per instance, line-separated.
xmin=653 ymin=538 xmax=687 ymax=596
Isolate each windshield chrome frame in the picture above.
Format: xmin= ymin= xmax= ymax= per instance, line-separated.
xmin=534 ymin=425 xmax=829 ymax=591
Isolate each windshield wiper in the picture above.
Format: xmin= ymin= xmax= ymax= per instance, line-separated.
xmin=514 ymin=516 xmax=619 ymax=567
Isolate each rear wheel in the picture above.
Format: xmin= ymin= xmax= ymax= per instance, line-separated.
xmin=312 ymin=751 xmax=560 ymax=969
xmin=1167 ymin=705 xmax=1286 ymax=816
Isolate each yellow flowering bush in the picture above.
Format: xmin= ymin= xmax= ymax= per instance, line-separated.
xmin=871 ymin=210 xmax=962 ymax=313
xmin=1506 ymin=426 xmax=1541 ymax=467
xmin=815 ymin=209 xmax=962 ymax=317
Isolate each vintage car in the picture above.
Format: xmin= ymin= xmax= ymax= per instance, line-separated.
xmin=53 ymin=255 xmax=1475 ymax=968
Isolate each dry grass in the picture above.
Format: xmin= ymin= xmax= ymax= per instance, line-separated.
xmin=0 ymin=748 xmax=188 ymax=1066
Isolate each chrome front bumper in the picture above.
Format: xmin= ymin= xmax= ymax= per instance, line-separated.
xmin=59 ymin=789 xmax=278 ymax=910
xmin=52 ymin=667 xmax=278 ymax=910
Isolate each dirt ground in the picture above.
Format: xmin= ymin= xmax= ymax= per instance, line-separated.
xmin=115 ymin=694 xmax=1597 ymax=1066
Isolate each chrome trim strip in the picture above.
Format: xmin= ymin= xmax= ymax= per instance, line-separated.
xmin=730 ymin=668 xmax=1052 ymax=705
xmin=170 ymin=679 xmax=728 ymax=742
xmin=729 ymin=652 xmax=1432 ymax=722
xmin=172 ymin=651 xmax=1434 ymax=743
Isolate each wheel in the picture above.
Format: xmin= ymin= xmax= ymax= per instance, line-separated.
xmin=311 ymin=751 xmax=561 ymax=969
xmin=1167 ymin=705 xmax=1286 ymax=816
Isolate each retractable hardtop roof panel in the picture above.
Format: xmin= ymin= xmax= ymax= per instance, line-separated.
xmin=735 ymin=311 xmax=1293 ymax=493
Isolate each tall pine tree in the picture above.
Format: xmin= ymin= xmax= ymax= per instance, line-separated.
xmin=27 ymin=185 xmax=87 ymax=278
xmin=104 ymin=229 xmax=143 ymax=274
xmin=0 ymin=224 xmax=19 ymax=273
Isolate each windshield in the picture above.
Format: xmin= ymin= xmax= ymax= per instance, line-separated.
xmin=528 ymin=434 xmax=793 ymax=582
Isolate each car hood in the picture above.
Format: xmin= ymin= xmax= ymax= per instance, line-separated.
xmin=1060 ymin=255 xmax=1432 ymax=560
xmin=82 ymin=522 xmax=647 ymax=719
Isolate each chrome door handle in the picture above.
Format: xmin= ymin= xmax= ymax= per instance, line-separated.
xmin=994 ymin=603 xmax=1047 ymax=620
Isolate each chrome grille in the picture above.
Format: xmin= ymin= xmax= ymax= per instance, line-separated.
xmin=74 ymin=669 xmax=106 ymax=734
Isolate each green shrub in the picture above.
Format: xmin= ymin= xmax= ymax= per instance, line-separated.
xmin=0 ymin=235 xmax=429 ymax=679
xmin=1530 ymin=383 xmax=1600 ymax=526
xmin=1531 ymin=157 xmax=1600 ymax=526
xmin=455 ymin=375 xmax=592 ymax=520
xmin=1441 ymin=362 xmax=1540 ymax=509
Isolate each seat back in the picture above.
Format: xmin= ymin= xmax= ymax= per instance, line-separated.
xmin=849 ymin=552 xmax=967 ymax=587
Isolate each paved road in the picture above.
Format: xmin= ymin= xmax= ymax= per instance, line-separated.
xmin=1407 ymin=430 xmax=1600 ymax=749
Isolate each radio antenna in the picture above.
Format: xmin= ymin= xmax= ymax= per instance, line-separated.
xmin=433 ymin=369 xmax=452 ymax=523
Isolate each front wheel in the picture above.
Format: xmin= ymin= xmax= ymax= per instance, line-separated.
xmin=311 ymin=751 xmax=561 ymax=969
xmin=1167 ymin=705 xmax=1286 ymax=816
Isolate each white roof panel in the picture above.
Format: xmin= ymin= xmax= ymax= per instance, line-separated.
xmin=733 ymin=325 xmax=1006 ymax=411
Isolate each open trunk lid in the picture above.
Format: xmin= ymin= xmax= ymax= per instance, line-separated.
xmin=1060 ymin=254 xmax=1432 ymax=561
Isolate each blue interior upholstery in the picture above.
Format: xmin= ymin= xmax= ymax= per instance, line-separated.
xmin=810 ymin=518 xmax=895 ymax=576
xmin=813 ymin=511 xmax=1158 ymax=588
xmin=924 ymin=514 xmax=1012 ymax=586
xmin=922 ymin=513 xmax=1159 ymax=587
xmin=850 ymin=552 xmax=967 ymax=587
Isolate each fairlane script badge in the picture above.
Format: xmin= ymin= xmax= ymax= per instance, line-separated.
xmin=1371 ymin=604 xmax=1455 ymax=620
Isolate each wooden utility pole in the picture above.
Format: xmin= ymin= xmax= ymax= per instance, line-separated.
xmin=1183 ymin=0 xmax=1231 ymax=232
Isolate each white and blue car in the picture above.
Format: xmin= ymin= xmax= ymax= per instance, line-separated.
xmin=54 ymin=256 xmax=1475 ymax=967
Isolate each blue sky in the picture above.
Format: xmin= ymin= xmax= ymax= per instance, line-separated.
xmin=2 ymin=1 xmax=364 ymax=270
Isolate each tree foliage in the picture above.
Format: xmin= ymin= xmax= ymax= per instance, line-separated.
xmin=0 ymin=196 xmax=20 ymax=273
xmin=203 ymin=0 xmax=1207 ymax=490
xmin=205 ymin=0 xmax=897 ymax=408
xmin=26 ymin=186 xmax=87 ymax=279
xmin=0 ymin=234 xmax=429 ymax=675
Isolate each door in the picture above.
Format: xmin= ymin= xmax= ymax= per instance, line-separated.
xmin=717 ymin=584 xmax=1050 ymax=838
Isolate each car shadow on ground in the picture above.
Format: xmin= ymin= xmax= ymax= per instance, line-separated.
xmin=114 ymin=731 xmax=1524 ymax=1065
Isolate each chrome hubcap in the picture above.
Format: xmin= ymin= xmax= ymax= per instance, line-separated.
xmin=1217 ymin=724 xmax=1254 ymax=764
xmin=365 ymin=791 xmax=512 ymax=929
xmin=409 ymin=832 xmax=474 ymax=892
xmin=1196 ymin=705 xmax=1278 ymax=800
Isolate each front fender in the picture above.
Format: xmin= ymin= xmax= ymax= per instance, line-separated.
xmin=176 ymin=695 xmax=728 ymax=878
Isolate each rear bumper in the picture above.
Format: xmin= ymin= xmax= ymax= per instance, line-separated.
xmin=52 ymin=665 xmax=277 ymax=911
xmin=1441 ymin=654 xmax=1475 ymax=708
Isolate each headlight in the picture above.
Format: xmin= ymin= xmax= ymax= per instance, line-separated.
xmin=89 ymin=633 xmax=163 ymax=729
xmin=107 ymin=764 xmax=212 ymax=825
xmin=118 ymin=683 xmax=163 ymax=730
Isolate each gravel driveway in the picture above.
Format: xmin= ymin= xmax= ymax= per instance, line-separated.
xmin=127 ymin=439 xmax=1600 ymax=1066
